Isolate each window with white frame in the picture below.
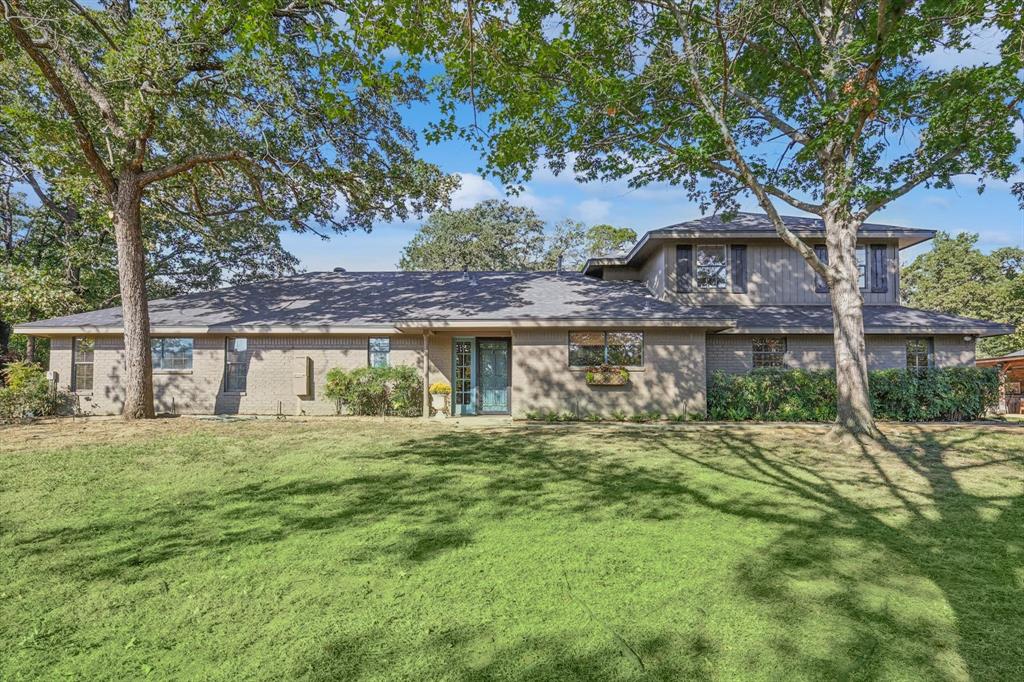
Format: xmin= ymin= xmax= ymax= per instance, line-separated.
xmin=906 ymin=338 xmax=933 ymax=371
xmin=72 ymin=337 xmax=95 ymax=392
xmin=224 ymin=337 xmax=249 ymax=392
xmin=368 ymin=337 xmax=390 ymax=367
xmin=752 ymin=337 xmax=787 ymax=368
xmin=151 ymin=338 xmax=193 ymax=370
xmin=695 ymin=244 xmax=728 ymax=289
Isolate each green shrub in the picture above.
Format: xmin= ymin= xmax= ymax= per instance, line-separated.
xmin=708 ymin=367 xmax=999 ymax=422
xmin=322 ymin=366 xmax=423 ymax=417
xmin=0 ymin=362 xmax=70 ymax=422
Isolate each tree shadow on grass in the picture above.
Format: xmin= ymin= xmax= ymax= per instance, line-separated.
xmin=8 ymin=424 xmax=1023 ymax=680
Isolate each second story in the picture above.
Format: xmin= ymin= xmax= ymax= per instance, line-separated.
xmin=582 ymin=213 xmax=935 ymax=306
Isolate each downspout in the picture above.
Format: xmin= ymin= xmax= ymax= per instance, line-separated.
xmin=422 ymin=330 xmax=430 ymax=419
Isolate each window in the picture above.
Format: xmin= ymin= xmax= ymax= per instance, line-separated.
xmin=225 ymin=337 xmax=249 ymax=392
xmin=151 ymin=338 xmax=193 ymax=370
xmin=369 ymin=337 xmax=390 ymax=368
xmin=695 ymin=244 xmax=729 ymax=289
xmin=569 ymin=331 xmax=643 ymax=367
xmin=753 ymin=337 xmax=787 ymax=368
xmin=72 ymin=337 xmax=94 ymax=392
xmin=856 ymin=245 xmax=868 ymax=289
xmin=906 ymin=338 xmax=933 ymax=371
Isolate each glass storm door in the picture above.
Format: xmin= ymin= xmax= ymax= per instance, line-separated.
xmin=453 ymin=338 xmax=476 ymax=416
xmin=477 ymin=339 xmax=510 ymax=414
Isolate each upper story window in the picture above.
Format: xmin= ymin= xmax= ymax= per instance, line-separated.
xmin=856 ymin=245 xmax=868 ymax=289
xmin=695 ymin=244 xmax=728 ymax=289
xmin=72 ymin=337 xmax=95 ymax=392
xmin=753 ymin=336 xmax=787 ymax=368
xmin=369 ymin=337 xmax=390 ymax=367
xmin=569 ymin=331 xmax=643 ymax=367
xmin=906 ymin=338 xmax=933 ymax=371
xmin=151 ymin=338 xmax=193 ymax=371
xmin=225 ymin=337 xmax=249 ymax=392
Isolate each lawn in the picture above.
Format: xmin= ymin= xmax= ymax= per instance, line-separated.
xmin=1 ymin=418 xmax=1022 ymax=681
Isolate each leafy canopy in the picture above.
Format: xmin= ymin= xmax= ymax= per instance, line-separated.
xmin=0 ymin=0 xmax=456 ymax=236
xmin=399 ymin=199 xmax=636 ymax=270
xmin=371 ymin=1 xmax=1024 ymax=227
xmin=902 ymin=232 xmax=1023 ymax=357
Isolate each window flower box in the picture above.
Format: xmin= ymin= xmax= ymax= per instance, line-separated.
xmin=585 ymin=365 xmax=630 ymax=386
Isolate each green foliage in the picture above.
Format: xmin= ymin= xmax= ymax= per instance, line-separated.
xmin=323 ymin=366 xmax=423 ymax=417
xmin=0 ymin=362 xmax=69 ymax=422
xmin=708 ymin=368 xmax=1000 ymax=422
xmin=584 ymin=365 xmax=630 ymax=385
xmin=903 ymin=232 xmax=1023 ymax=357
xmin=585 ymin=225 xmax=637 ymax=258
xmin=399 ymin=199 xmax=591 ymax=271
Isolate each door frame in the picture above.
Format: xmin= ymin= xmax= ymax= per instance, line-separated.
xmin=452 ymin=337 xmax=477 ymax=416
xmin=475 ymin=337 xmax=512 ymax=415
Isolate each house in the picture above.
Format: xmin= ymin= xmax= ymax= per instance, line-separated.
xmin=13 ymin=212 xmax=1015 ymax=419
xmin=976 ymin=350 xmax=1024 ymax=414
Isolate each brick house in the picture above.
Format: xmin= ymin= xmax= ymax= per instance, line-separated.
xmin=14 ymin=213 xmax=1014 ymax=418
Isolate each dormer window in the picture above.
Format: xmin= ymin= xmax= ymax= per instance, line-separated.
xmin=695 ymin=244 xmax=728 ymax=289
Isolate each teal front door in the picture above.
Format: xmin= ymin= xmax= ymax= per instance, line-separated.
xmin=477 ymin=339 xmax=510 ymax=414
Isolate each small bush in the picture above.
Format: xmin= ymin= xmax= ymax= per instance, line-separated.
xmin=323 ymin=366 xmax=423 ymax=417
xmin=708 ymin=367 xmax=1000 ymax=422
xmin=428 ymin=382 xmax=451 ymax=395
xmin=0 ymin=362 xmax=70 ymax=422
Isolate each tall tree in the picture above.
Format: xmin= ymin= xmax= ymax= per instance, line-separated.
xmin=585 ymin=224 xmax=638 ymax=258
xmin=400 ymin=199 xmax=582 ymax=270
xmin=1 ymin=0 xmax=453 ymax=418
xmin=903 ymin=232 xmax=1023 ymax=357
xmin=383 ymin=0 xmax=1024 ymax=438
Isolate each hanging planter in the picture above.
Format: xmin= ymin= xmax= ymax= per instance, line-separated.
xmin=585 ymin=365 xmax=630 ymax=386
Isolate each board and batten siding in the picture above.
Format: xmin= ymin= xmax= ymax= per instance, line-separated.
xmin=705 ymin=334 xmax=976 ymax=375
xmin=628 ymin=241 xmax=900 ymax=306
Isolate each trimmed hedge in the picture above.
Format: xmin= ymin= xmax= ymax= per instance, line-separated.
xmin=708 ymin=367 xmax=1000 ymax=422
xmin=323 ymin=366 xmax=423 ymax=417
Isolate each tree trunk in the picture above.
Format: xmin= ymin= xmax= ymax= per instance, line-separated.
xmin=112 ymin=177 xmax=154 ymax=419
xmin=25 ymin=334 xmax=36 ymax=364
xmin=826 ymin=223 xmax=881 ymax=439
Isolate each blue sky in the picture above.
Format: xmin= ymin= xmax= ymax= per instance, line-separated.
xmin=284 ymin=28 xmax=1024 ymax=272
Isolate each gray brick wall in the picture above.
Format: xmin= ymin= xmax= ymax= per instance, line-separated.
xmin=707 ymin=334 xmax=976 ymax=375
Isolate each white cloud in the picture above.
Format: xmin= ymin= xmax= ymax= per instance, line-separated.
xmin=577 ymin=198 xmax=611 ymax=223
xmin=450 ymin=172 xmax=502 ymax=209
xmin=921 ymin=24 xmax=1005 ymax=71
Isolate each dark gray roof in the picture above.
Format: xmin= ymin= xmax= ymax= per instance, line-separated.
xmin=705 ymin=305 xmax=1014 ymax=336
xmin=583 ymin=212 xmax=935 ymax=275
xmin=16 ymin=271 xmax=735 ymax=331
xmin=650 ymin=212 xmax=934 ymax=236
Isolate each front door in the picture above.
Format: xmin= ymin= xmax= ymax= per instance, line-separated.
xmin=477 ymin=338 xmax=510 ymax=414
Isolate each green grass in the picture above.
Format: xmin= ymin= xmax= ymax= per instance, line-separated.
xmin=1 ymin=419 xmax=1022 ymax=681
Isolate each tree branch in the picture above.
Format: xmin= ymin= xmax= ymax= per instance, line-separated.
xmin=2 ymin=5 xmax=116 ymax=195
xmin=138 ymin=151 xmax=246 ymax=187
xmin=665 ymin=0 xmax=831 ymax=279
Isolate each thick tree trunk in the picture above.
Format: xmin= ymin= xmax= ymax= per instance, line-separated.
xmin=25 ymin=334 xmax=36 ymax=364
xmin=825 ymin=223 xmax=881 ymax=439
xmin=112 ymin=177 xmax=154 ymax=419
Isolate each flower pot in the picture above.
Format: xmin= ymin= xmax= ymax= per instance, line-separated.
xmin=430 ymin=392 xmax=449 ymax=417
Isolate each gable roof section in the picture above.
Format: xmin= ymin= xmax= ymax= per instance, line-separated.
xmin=14 ymin=271 xmax=737 ymax=335
xmin=583 ymin=212 xmax=935 ymax=275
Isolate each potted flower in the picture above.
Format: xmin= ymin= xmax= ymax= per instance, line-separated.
xmin=585 ymin=365 xmax=630 ymax=386
xmin=429 ymin=382 xmax=452 ymax=417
